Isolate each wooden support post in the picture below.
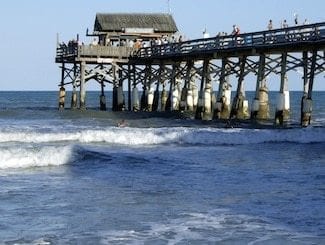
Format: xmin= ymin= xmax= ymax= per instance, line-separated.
xmin=112 ymin=65 xmax=117 ymax=111
xmin=181 ymin=60 xmax=193 ymax=111
xmin=195 ymin=59 xmax=208 ymax=119
xmin=79 ymin=61 xmax=86 ymax=110
xmin=301 ymin=51 xmax=309 ymax=125
xmin=230 ymin=56 xmax=249 ymax=119
xmin=58 ymin=62 xmax=65 ymax=110
xmin=153 ymin=64 xmax=163 ymax=111
xmin=251 ymin=54 xmax=266 ymax=119
xmin=301 ymin=50 xmax=317 ymax=127
xmin=132 ymin=65 xmax=140 ymax=111
xmin=214 ymin=58 xmax=227 ymax=119
xmin=166 ymin=64 xmax=177 ymax=111
xmin=203 ymin=63 xmax=212 ymax=120
xmin=147 ymin=64 xmax=154 ymax=112
xmin=128 ymin=64 xmax=132 ymax=111
xmin=275 ymin=53 xmax=289 ymax=125
xmin=117 ymin=66 xmax=125 ymax=111
xmin=161 ymin=81 xmax=168 ymax=112
xmin=171 ymin=73 xmax=181 ymax=111
xmin=140 ymin=65 xmax=149 ymax=111
xmin=99 ymin=80 xmax=106 ymax=111
xmin=71 ymin=63 xmax=78 ymax=109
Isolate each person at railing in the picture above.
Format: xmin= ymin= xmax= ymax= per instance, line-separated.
xmin=133 ymin=39 xmax=142 ymax=50
xmin=294 ymin=13 xmax=299 ymax=26
xmin=67 ymin=39 xmax=78 ymax=55
xmin=170 ymin=35 xmax=177 ymax=43
xmin=203 ymin=28 xmax=210 ymax=38
xmin=231 ymin=25 xmax=241 ymax=46
xmin=57 ymin=42 xmax=67 ymax=57
xmin=266 ymin=20 xmax=275 ymax=43
xmin=90 ymin=38 xmax=98 ymax=46
xmin=232 ymin=25 xmax=240 ymax=35
xmin=127 ymin=39 xmax=134 ymax=48
xmin=282 ymin=19 xmax=289 ymax=28
xmin=268 ymin=20 xmax=273 ymax=30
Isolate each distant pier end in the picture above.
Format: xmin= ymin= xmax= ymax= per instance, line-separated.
xmin=55 ymin=13 xmax=325 ymax=127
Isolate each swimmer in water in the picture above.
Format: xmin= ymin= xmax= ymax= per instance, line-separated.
xmin=117 ymin=119 xmax=127 ymax=127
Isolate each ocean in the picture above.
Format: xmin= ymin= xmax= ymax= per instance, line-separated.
xmin=0 ymin=91 xmax=324 ymax=244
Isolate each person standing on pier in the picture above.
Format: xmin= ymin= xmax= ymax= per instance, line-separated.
xmin=268 ymin=20 xmax=273 ymax=30
xmin=282 ymin=19 xmax=289 ymax=28
xmin=294 ymin=13 xmax=299 ymax=25
xmin=232 ymin=25 xmax=240 ymax=46
xmin=232 ymin=25 xmax=240 ymax=35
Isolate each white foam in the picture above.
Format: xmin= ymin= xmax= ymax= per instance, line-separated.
xmin=99 ymin=209 xmax=315 ymax=244
xmin=0 ymin=126 xmax=324 ymax=146
xmin=0 ymin=145 xmax=77 ymax=169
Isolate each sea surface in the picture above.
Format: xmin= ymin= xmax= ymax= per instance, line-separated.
xmin=0 ymin=91 xmax=324 ymax=244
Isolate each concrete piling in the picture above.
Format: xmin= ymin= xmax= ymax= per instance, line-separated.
xmin=275 ymin=53 xmax=289 ymax=125
xmin=171 ymin=80 xmax=180 ymax=111
xmin=132 ymin=87 xmax=140 ymax=111
xmin=195 ymin=59 xmax=209 ymax=119
xmin=99 ymin=81 xmax=106 ymax=111
xmin=71 ymin=64 xmax=78 ymax=109
xmin=251 ymin=54 xmax=267 ymax=120
xmin=161 ymin=84 xmax=168 ymax=111
xmin=152 ymin=82 xmax=160 ymax=111
xmin=215 ymin=58 xmax=231 ymax=119
xmin=301 ymin=50 xmax=317 ymax=127
xmin=147 ymin=85 xmax=154 ymax=112
xmin=186 ymin=85 xmax=194 ymax=111
xmin=257 ymin=82 xmax=270 ymax=120
xmin=231 ymin=56 xmax=249 ymax=119
xmin=71 ymin=85 xmax=77 ymax=109
xmin=203 ymin=82 xmax=212 ymax=120
xmin=79 ymin=61 xmax=86 ymax=110
xmin=58 ymin=86 xmax=66 ymax=110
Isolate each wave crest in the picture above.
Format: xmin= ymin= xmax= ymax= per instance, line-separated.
xmin=0 ymin=127 xmax=325 ymax=146
xmin=0 ymin=145 xmax=77 ymax=169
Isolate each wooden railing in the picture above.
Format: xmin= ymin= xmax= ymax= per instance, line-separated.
xmin=135 ymin=22 xmax=325 ymax=58
xmin=56 ymin=44 xmax=135 ymax=61
xmin=78 ymin=45 xmax=134 ymax=58
xmin=56 ymin=22 xmax=325 ymax=62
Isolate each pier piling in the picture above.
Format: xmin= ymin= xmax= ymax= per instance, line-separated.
xmin=79 ymin=61 xmax=86 ymax=110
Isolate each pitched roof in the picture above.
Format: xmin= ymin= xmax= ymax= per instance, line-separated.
xmin=94 ymin=13 xmax=178 ymax=33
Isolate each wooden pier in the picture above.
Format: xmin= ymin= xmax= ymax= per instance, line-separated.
xmin=56 ymin=13 xmax=325 ymax=126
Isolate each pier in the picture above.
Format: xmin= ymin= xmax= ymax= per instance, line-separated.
xmin=55 ymin=13 xmax=325 ymax=126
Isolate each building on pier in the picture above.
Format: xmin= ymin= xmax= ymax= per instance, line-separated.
xmin=56 ymin=13 xmax=325 ymax=127
xmin=93 ymin=13 xmax=178 ymax=46
xmin=56 ymin=13 xmax=178 ymax=111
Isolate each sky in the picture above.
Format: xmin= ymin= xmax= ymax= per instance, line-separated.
xmin=0 ymin=0 xmax=324 ymax=91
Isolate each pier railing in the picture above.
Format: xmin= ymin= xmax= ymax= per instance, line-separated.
xmin=78 ymin=45 xmax=134 ymax=59
xmin=56 ymin=44 xmax=135 ymax=62
xmin=135 ymin=22 xmax=325 ymax=58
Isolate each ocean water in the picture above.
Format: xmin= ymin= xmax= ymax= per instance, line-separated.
xmin=0 ymin=91 xmax=324 ymax=244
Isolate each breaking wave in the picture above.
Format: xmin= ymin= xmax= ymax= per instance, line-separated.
xmin=0 ymin=145 xmax=79 ymax=169
xmin=0 ymin=126 xmax=325 ymax=146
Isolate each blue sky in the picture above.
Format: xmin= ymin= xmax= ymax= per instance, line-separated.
xmin=0 ymin=0 xmax=324 ymax=90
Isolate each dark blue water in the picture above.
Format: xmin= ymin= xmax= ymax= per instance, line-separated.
xmin=0 ymin=91 xmax=324 ymax=244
